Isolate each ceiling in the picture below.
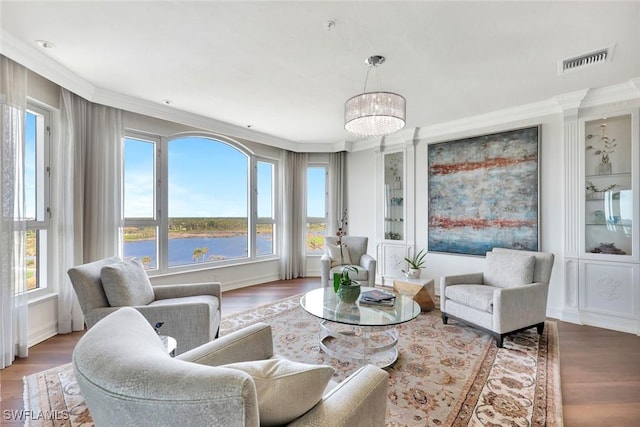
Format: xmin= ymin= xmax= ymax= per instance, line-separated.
xmin=1 ymin=1 xmax=639 ymax=148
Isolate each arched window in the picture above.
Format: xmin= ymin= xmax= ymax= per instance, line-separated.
xmin=123 ymin=133 xmax=276 ymax=272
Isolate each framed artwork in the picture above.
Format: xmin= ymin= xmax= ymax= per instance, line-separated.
xmin=428 ymin=126 xmax=540 ymax=256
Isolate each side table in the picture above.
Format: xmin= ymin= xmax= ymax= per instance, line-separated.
xmin=392 ymin=277 xmax=436 ymax=312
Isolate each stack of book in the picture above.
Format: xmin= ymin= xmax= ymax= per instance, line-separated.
xmin=359 ymin=289 xmax=396 ymax=306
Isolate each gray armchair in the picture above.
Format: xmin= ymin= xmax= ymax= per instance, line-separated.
xmin=440 ymin=248 xmax=554 ymax=347
xmin=73 ymin=307 xmax=389 ymax=427
xmin=320 ymin=236 xmax=376 ymax=286
xmin=68 ymin=257 xmax=221 ymax=355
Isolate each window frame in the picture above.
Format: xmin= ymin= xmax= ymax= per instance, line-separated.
xmin=253 ymin=157 xmax=278 ymax=258
xmin=305 ymin=163 xmax=329 ymax=255
xmin=122 ymin=130 xmax=279 ymax=274
xmin=25 ymin=101 xmax=51 ymax=298
xmin=122 ymin=131 xmax=161 ymax=271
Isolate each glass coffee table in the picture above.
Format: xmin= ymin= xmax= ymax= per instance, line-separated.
xmin=300 ymin=286 xmax=420 ymax=367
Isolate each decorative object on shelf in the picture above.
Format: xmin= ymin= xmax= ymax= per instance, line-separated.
xmin=385 ymin=231 xmax=402 ymax=240
xmin=428 ymin=126 xmax=540 ymax=256
xmin=344 ymin=55 xmax=406 ymax=137
xmin=585 ymin=181 xmax=617 ymax=200
xmin=590 ymin=242 xmax=626 ymax=255
xmin=593 ymin=210 xmax=605 ymax=224
xmin=402 ymin=249 xmax=427 ymax=279
xmin=586 ymin=123 xmax=616 ymax=175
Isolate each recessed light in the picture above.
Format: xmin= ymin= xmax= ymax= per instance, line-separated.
xmin=161 ymin=99 xmax=173 ymax=105
xmin=36 ymin=40 xmax=55 ymax=49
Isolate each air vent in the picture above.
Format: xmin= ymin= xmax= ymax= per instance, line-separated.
xmin=559 ymin=46 xmax=614 ymax=75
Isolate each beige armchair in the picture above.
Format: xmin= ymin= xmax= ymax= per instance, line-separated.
xmin=68 ymin=257 xmax=221 ymax=355
xmin=73 ymin=307 xmax=389 ymax=427
xmin=440 ymin=248 xmax=554 ymax=347
xmin=320 ymin=236 xmax=376 ymax=286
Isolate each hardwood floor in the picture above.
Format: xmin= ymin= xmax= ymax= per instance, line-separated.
xmin=1 ymin=278 xmax=639 ymax=426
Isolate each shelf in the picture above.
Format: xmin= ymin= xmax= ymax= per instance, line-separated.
xmin=384 ymin=218 xmax=404 ymax=222
xmin=585 ymin=172 xmax=631 ymax=179
xmin=585 ymin=223 xmax=632 ymax=228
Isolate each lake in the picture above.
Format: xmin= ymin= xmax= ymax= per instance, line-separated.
xmin=124 ymin=234 xmax=273 ymax=268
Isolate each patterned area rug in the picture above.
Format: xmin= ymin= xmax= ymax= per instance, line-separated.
xmin=24 ymin=295 xmax=563 ymax=426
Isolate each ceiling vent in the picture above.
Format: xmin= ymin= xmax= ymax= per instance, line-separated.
xmin=559 ymin=45 xmax=614 ymax=75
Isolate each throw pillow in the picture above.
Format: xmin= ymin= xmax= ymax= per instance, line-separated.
xmin=483 ymin=251 xmax=535 ymax=288
xmin=327 ymin=243 xmax=352 ymax=267
xmin=221 ymin=358 xmax=335 ymax=426
xmin=100 ymin=258 xmax=155 ymax=307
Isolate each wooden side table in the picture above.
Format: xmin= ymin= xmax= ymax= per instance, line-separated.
xmin=392 ymin=277 xmax=436 ymax=312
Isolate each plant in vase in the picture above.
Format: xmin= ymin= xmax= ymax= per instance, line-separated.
xmin=586 ymin=123 xmax=616 ymax=175
xmin=403 ymin=249 xmax=427 ymax=279
xmin=332 ymin=210 xmax=360 ymax=303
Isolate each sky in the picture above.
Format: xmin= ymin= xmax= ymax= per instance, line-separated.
xmin=25 ymin=112 xmax=37 ymax=219
xmin=125 ymin=136 xmax=326 ymax=218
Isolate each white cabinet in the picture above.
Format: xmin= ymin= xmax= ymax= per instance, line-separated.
xmin=572 ymin=109 xmax=640 ymax=334
xmin=375 ymin=141 xmax=416 ymax=285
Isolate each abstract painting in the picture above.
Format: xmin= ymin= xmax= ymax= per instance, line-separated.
xmin=428 ymin=126 xmax=539 ymax=256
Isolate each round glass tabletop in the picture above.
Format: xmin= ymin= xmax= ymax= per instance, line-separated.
xmin=300 ymin=286 xmax=420 ymax=327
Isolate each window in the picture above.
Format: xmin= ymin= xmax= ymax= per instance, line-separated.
xmin=24 ymin=105 xmax=50 ymax=291
xmin=168 ymin=136 xmax=249 ymax=267
xmin=256 ymin=160 xmax=276 ymax=256
xmin=123 ymin=134 xmax=159 ymax=270
xmin=123 ymin=132 xmax=277 ymax=272
xmin=306 ymin=165 xmax=328 ymax=254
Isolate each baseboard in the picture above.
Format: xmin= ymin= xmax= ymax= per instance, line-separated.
xmin=28 ymin=321 xmax=58 ymax=347
xmin=221 ymin=272 xmax=282 ymax=292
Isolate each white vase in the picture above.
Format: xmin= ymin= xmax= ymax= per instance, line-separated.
xmin=406 ymin=268 xmax=421 ymax=279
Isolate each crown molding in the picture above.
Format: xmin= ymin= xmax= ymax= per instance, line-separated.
xmin=579 ymin=78 xmax=640 ymax=110
xmin=1 ymin=30 xmax=314 ymax=153
xmin=92 ymin=87 xmax=303 ymax=152
xmin=414 ymin=98 xmax=561 ymax=143
xmin=554 ymin=89 xmax=590 ymax=118
xmin=1 ymin=30 xmax=95 ymax=99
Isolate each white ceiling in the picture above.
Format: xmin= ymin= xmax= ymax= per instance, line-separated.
xmin=1 ymin=1 xmax=639 ymax=147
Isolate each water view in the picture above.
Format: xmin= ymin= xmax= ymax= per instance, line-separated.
xmin=124 ymin=234 xmax=273 ymax=269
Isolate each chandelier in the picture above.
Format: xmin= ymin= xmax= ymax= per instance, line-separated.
xmin=344 ymin=55 xmax=406 ymax=137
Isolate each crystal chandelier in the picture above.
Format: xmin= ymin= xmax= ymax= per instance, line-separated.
xmin=344 ymin=55 xmax=406 ymax=137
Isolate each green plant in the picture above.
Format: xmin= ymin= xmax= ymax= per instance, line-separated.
xmin=404 ymin=249 xmax=427 ymax=270
xmin=334 ymin=265 xmax=358 ymax=293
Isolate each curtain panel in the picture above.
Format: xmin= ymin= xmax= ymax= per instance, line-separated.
xmin=56 ymin=89 xmax=124 ymax=333
xmin=280 ymin=150 xmax=308 ymax=279
xmin=328 ymin=151 xmax=346 ymax=235
xmin=0 ymin=56 xmax=28 ymax=368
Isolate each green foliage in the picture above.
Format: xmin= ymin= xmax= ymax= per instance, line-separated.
xmin=333 ymin=265 xmax=358 ymax=293
xmin=404 ymin=249 xmax=427 ymax=269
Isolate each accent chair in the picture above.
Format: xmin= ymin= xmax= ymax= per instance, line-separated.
xmin=320 ymin=236 xmax=377 ymax=287
xmin=67 ymin=257 xmax=221 ymax=355
xmin=73 ymin=307 xmax=389 ymax=427
xmin=440 ymin=248 xmax=555 ymax=347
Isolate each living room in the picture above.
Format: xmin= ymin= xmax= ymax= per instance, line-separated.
xmin=1 ymin=1 xmax=639 ymax=426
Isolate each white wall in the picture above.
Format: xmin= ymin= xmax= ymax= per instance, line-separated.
xmin=346 ymin=113 xmax=567 ymax=316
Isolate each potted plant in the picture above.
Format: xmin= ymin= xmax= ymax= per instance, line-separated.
xmin=403 ymin=249 xmax=427 ymax=279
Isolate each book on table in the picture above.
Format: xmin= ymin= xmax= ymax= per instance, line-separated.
xmin=359 ymin=289 xmax=396 ymax=306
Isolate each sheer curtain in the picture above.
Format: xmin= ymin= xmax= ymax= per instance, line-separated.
xmin=280 ymin=150 xmax=308 ymax=279
xmin=328 ymin=151 xmax=346 ymax=235
xmin=0 ymin=56 xmax=29 ymax=368
xmin=56 ymin=89 xmax=123 ymax=333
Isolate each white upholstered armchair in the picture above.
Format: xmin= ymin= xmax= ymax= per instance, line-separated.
xmin=440 ymin=248 xmax=554 ymax=348
xmin=320 ymin=236 xmax=376 ymax=287
xmin=73 ymin=307 xmax=389 ymax=427
xmin=68 ymin=257 xmax=221 ymax=355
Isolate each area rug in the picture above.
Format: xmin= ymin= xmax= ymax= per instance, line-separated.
xmin=24 ymin=295 xmax=563 ymax=426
